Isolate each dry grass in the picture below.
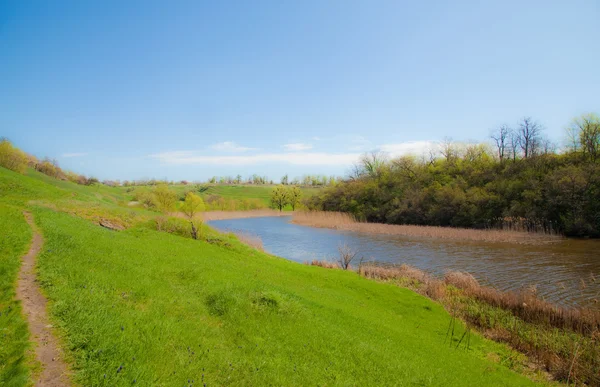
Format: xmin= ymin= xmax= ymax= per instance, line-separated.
xmin=305 ymin=259 xmax=340 ymax=269
xmin=292 ymin=211 xmax=561 ymax=244
xmin=202 ymin=209 xmax=292 ymax=221
xmin=354 ymin=263 xmax=600 ymax=385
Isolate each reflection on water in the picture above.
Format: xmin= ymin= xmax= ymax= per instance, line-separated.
xmin=209 ymin=216 xmax=600 ymax=309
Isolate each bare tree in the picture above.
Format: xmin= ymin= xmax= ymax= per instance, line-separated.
xmin=517 ymin=117 xmax=543 ymax=158
xmin=491 ymin=125 xmax=511 ymax=162
xmin=508 ymin=130 xmax=520 ymax=161
xmin=540 ymin=137 xmax=555 ymax=155
xmin=439 ymin=137 xmax=460 ymax=163
xmin=337 ymin=244 xmax=358 ymax=270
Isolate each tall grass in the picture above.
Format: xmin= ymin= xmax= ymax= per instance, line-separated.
xmin=293 ymin=211 xmax=561 ymax=244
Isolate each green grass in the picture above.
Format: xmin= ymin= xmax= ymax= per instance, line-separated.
xmin=0 ymin=206 xmax=33 ymax=386
xmin=0 ymin=166 xmax=544 ymax=385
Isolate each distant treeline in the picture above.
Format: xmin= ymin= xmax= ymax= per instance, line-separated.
xmin=120 ymin=174 xmax=342 ymax=187
xmin=305 ymin=115 xmax=600 ymax=237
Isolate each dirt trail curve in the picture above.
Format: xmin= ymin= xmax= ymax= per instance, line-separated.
xmin=16 ymin=212 xmax=71 ymax=386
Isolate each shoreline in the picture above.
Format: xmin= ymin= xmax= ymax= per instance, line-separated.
xmin=201 ymin=209 xmax=293 ymax=221
xmin=292 ymin=211 xmax=562 ymax=245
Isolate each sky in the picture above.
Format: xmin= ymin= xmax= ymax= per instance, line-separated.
xmin=1 ymin=0 xmax=599 ymax=181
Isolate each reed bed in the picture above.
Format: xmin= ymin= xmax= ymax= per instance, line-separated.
xmin=292 ymin=211 xmax=561 ymax=244
xmin=311 ymin=261 xmax=600 ymax=385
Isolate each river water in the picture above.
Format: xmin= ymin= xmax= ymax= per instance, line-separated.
xmin=209 ymin=216 xmax=600 ymax=309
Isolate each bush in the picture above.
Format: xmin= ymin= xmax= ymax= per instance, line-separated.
xmin=133 ymin=189 xmax=156 ymax=209
xmin=35 ymin=159 xmax=60 ymax=178
xmin=0 ymin=139 xmax=28 ymax=173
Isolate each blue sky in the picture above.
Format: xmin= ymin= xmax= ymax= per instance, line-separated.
xmin=1 ymin=0 xmax=598 ymax=181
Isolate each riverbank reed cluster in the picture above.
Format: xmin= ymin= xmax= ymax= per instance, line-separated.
xmin=293 ymin=211 xmax=561 ymax=244
xmin=309 ymin=259 xmax=600 ymax=385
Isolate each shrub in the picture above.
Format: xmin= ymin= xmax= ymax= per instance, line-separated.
xmin=153 ymin=184 xmax=177 ymax=214
xmin=35 ymin=158 xmax=60 ymax=178
xmin=133 ymin=189 xmax=156 ymax=209
xmin=0 ymin=139 xmax=28 ymax=173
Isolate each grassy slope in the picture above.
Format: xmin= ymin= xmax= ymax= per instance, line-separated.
xmin=0 ymin=166 xmax=541 ymax=386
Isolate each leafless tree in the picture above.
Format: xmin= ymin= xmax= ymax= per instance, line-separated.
xmin=440 ymin=137 xmax=458 ymax=163
xmin=337 ymin=244 xmax=358 ymax=270
xmin=517 ymin=117 xmax=543 ymax=158
xmin=508 ymin=130 xmax=520 ymax=161
xmin=540 ymin=137 xmax=555 ymax=155
xmin=491 ymin=125 xmax=511 ymax=162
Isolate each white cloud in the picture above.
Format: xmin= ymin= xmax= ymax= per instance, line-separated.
xmin=210 ymin=141 xmax=256 ymax=152
xmin=151 ymin=151 xmax=361 ymax=166
xmin=61 ymin=152 xmax=88 ymax=158
xmin=347 ymin=135 xmax=372 ymax=151
xmin=378 ymin=141 xmax=435 ymax=157
xmin=282 ymin=143 xmax=313 ymax=151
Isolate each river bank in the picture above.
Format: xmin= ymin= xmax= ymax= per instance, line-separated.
xmin=292 ymin=211 xmax=562 ymax=245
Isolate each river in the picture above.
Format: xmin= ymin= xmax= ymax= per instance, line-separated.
xmin=208 ymin=216 xmax=600 ymax=309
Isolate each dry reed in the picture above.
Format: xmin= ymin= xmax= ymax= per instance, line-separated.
xmin=305 ymin=259 xmax=340 ymax=269
xmin=292 ymin=211 xmax=561 ymax=244
xmin=356 ymin=263 xmax=600 ymax=385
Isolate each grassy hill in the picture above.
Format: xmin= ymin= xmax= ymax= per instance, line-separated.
xmin=0 ymin=166 xmax=546 ymax=386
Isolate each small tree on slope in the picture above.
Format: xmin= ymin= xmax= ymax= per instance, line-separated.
xmin=181 ymin=192 xmax=205 ymax=239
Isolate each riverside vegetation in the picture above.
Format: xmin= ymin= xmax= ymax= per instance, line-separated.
xmin=0 ymin=140 xmax=550 ymax=385
xmin=306 ymin=115 xmax=600 ymax=238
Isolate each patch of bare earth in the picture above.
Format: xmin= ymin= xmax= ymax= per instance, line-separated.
xmin=16 ymin=212 xmax=71 ymax=386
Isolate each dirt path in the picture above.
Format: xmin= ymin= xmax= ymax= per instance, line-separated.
xmin=16 ymin=212 xmax=71 ymax=386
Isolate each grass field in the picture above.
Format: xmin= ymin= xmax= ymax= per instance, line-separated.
xmin=0 ymin=166 xmax=547 ymax=386
xmin=117 ymin=183 xmax=321 ymax=210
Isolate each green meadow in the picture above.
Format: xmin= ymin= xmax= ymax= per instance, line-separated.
xmin=0 ymin=166 xmax=546 ymax=386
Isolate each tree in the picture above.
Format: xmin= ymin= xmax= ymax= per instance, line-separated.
xmin=270 ymin=185 xmax=289 ymax=212
xmin=360 ymin=151 xmax=388 ymax=179
xmin=153 ymin=184 xmax=177 ymax=214
xmin=337 ymin=244 xmax=358 ymax=270
xmin=281 ymin=174 xmax=289 ymax=185
xmin=439 ymin=137 xmax=458 ymax=163
xmin=569 ymin=113 xmax=600 ymax=162
xmin=517 ymin=117 xmax=543 ymax=158
xmin=288 ymin=186 xmax=302 ymax=210
xmin=491 ymin=125 xmax=511 ymax=162
xmin=181 ymin=192 xmax=205 ymax=239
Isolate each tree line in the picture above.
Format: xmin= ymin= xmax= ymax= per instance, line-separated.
xmin=305 ymin=114 xmax=600 ymax=237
